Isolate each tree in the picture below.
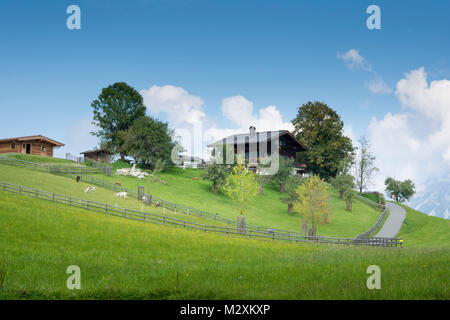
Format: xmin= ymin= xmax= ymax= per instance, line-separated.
xmin=384 ymin=177 xmax=416 ymax=202
xmin=223 ymin=163 xmax=258 ymax=216
xmin=330 ymin=173 xmax=355 ymax=199
xmin=343 ymin=189 xmax=353 ymax=211
xmin=202 ymin=162 xmax=228 ymax=193
xmin=124 ymin=116 xmax=175 ymax=169
xmin=91 ymin=82 xmax=146 ymax=160
xmin=255 ymin=163 xmax=272 ymax=195
xmin=296 ymin=175 xmax=329 ymax=226
xmin=354 ymin=136 xmax=379 ymax=194
xmin=292 ymin=101 xmax=354 ymax=180
xmin=280 ymin=176 xmax=304 ymax=214
xmin=272 ymin=158 xmax=294 ymax=192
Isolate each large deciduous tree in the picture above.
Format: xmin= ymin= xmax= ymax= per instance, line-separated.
xmin=291 ymin=101 xmax=354 ymax=180
xmin=354 ymin=136 xmax=378 ymax=194
xmin=384 ymin=177 xmax=416 ymax=202
xmin=124 ymin=116 xmax=175 ymax=169
xmin=91 ymin=82 xmax=146 ymax=160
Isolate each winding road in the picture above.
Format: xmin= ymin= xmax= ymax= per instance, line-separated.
xmin=374 ymin=202 xmax=406 ymax=238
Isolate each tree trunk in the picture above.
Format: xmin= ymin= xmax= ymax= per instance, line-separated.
xmin=346 ymin=201 xmax=352 ymax=211
xmin=237 ymin=215 xmax=246 ymax=234
xmin=288 ymin=203 xmax=293 ymax=215
xmin=279 ymin=184 xmax=284 ymax=193
xmin=258 ymin=183 xmax=264 ymax=195
xmin=212 ymin=184 xmax=218 ymax=193
xmin=339 ymin=190 xmax=344 ymax=199
xmin=301 ymin=219 xmax=308 ymax=233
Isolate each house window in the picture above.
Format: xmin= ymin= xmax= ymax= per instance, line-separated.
xmin=11 ymin=143 xmax=15 ymax=149
xmin=42 ymin=146 xmax=47 ymax=152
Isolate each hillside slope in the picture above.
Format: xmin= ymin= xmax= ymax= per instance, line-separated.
xmin=0 ymin=192 xmax=448 ymax=299
xmin=396 ymin=203 xmax=450 ymax=247
xmin=0 ymin=155 xmax=383 ymax=237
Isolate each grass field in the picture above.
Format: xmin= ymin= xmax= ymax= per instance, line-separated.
xmin=94 ymin=162 xmax=383 ymax=237
xmin=0 ymin=192 xmax=448 ymax=299
xmin=396 ymin=204 xmax=450 ymax=247
xmin=0 ymin=155 xmax=448 ymax=299
xmin=0 ymin=157 xmax=383 ymax=237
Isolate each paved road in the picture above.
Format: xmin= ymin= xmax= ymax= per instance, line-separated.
xmin=375 ymin=202 xmax=406 ymax=238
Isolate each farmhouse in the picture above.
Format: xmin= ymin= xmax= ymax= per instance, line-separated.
xmin=208 ymin=126 xmax=307 ymax=175
xmin=0 ymin=135 xmax=64 ymax=157
xmin=80 ymin=149 xmax=113 ymax=163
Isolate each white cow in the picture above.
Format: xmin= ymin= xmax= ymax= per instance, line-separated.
xmin=84 ymin=186 xmax=95 ymax=193
xmin=114 ymin=191 xmax=128 ymax=199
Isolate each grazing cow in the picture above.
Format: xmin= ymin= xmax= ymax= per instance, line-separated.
xmin=155 ymin=201 xmax=161 ymax=208
xmin=115 ymin=181 xmax=121 ymax=186
xmin=114 ymin=191 xmax=128 ymax=199
xmin=192 ymin=177 xmax=199 ymax=180
xmin=84 ymin=186 xmax=95 ymax=193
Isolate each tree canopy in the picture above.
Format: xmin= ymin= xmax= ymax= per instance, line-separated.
xmin=384 ymin=177 xmax=416 ymax=203
xmin=224 ymin=163 xmax=258 ymax=216
xmin=292 ymin=101 xmax=354 ymax=180
xmin=124 ymin=115 xmax=175 ymax=169
xmin=91 ymin=82 xmax=146 ymax=159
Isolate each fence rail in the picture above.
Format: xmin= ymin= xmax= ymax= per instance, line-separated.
xmin=0 ymin=155 xmax=107 ymax=175
xmin=0 ymin=181 xmax=402 ymax=247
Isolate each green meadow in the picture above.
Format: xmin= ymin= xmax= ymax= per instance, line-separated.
xmin=0 ymin=155 xmax=448 ymax=299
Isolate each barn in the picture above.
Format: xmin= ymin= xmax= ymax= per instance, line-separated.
xmin=0 ymin=135 xmax=64 ymax=157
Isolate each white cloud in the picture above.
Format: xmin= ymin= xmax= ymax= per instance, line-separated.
xmin=337 ymin=49 xmax=372 ymax=71
xmin=367 ymin=77 xmax=392 ymax=94
xmin=140 ymin=85 xmax=205 ymax=126
xmin=368 ymin=67 xmax=450 ymax=191
xmin=139 ymin=85 xmax=293 ymax=159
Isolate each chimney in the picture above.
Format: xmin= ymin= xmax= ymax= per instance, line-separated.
xmin=249 ymin=126 xmax=256 ymax=136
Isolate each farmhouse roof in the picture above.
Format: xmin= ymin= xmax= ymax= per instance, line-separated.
xmin=0 ymin=135 xmax=65 ymax=147
xmin=207 ymin=129 xmax=307 ymax=150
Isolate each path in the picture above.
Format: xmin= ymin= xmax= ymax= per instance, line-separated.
xmin=375 ymin=202 xmax=406 ymax=238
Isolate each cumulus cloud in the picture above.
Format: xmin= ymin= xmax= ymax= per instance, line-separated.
xmin=139 ymin=85 xmax=293 ymax=159
xmin=337 ymin=49 xmax=372 ymax=71
xmin=140 ymin=85 xmax=205 ymax=126
xmin=368 ymin=67 xmax=450 ymax=190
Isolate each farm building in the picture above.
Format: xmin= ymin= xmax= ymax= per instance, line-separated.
xmin=0 ymin=135 xmax=64 ymax=157
xmin=207 ymin=126 xmax=308 ymax=175
xmin=80 ymin=149 xmax=113 ymax=163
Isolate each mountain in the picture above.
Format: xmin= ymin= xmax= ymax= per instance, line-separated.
xmin=407 ymin=175 xmax=450 ymax=219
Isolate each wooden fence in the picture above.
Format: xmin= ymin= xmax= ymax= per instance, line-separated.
xmin=0 ymin=181 xmax=403 ymax=247
xmin=0 ymin=155 xmax=109 ymax=175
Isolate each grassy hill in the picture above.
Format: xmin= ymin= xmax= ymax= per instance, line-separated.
xmin=0 ymin=191 xmax=448 ymax=299
xmin=396 ymin=203 xmax=450 ymax=247
xmin=0 ymin=154 xmax=448 ymax=299
xmin=0 ymin=155 xmax=383 ymax=237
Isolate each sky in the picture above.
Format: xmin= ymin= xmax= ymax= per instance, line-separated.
xmin=1 ymin=0 xmax=449 ymax=192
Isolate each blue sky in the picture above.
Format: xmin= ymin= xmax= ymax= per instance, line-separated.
xmin=1 ymin=0 xmax=450 ymax=192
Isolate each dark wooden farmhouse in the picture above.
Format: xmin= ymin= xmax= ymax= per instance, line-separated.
xmin=0 ymin=135 xmax=64 ymax=157
xmin=80 ymin=149 xmax=113 ymax=163
xmin=207 ymin=126 xmax=307 ymax=175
